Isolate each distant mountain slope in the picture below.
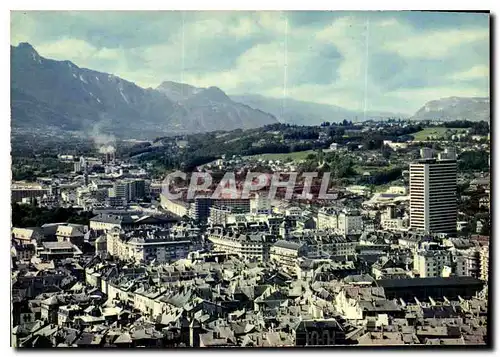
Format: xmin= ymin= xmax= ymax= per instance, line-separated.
xmin=231 ymin=94 xmax=408 ymax=125
xmin=156 ymin=82 xmax=278 ymax=131
xmin=156 ymin=81 xmax=203 ymax=102
xmin=411 ymin=97 xmax=490 ymax=122
xmin=11 ymin=43 xmax=177 ymax=137
xmin=10 ymin=43 xmax=277 ymax=137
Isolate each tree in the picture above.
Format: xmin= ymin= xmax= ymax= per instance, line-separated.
xmin=11 ymin=203 xmax=95 ymax=228
xmin=381 ymin=145 xmax=392 ymax=159
xmin=316 ymin=149 xmax=325 ymax=165
xmin=459 ymin=151 xmax=489 ymax=172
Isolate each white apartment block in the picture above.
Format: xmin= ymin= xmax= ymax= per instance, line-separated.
xmin=381 ymin=218 xmax=407 ymax=231
xmin=338 ymin=212 xmax=363 ymax=235
xmin=317 ymin=208 xmax=362 ymax=235
xmin=317 ymin=208 xmax=337 ymax=230
xmin=409 ymin=155 xmax=457 ymax=234
xmin=209 ymin=205 xmax=235 ymax=225
xmin=160 ymin=195 xmax=190 ymax=217
xmin=207 ymin=232 xmax=275 ymax=261
xmin=270 ymin=240 xmax=305 ymax=269
xmin=250 ymin=193 xmax=272 ymax=215
xmin=480 ymin=245 xmax=489 ymax=281
xmin=452 ymin=249 xmax=479 ymax=278
xmin=285 ymin=206 xmax=302 ymax=217
xmin=288 ymin=231 xmax=358 ymax=257
xmin=413 ymin=245 xmax=451 ymax=278
xmin=106 ymin=228 xmax=197 ymax=264
xmin=387 ymin=186 xmax=407 ymax=195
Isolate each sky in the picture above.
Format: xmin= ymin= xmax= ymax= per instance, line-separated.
xmin=11 ymin=11 xmax=490 ymax=114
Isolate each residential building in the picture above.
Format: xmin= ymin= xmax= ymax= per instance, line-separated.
xmin=160 ymin=196 xmax=190 ymax=217
xmin=55 ymin=224 xmax=88 ymax=246
xmin=11 ymin=242 xmax=36 ymax=261
xmin=288 ymin=231 xmax=358 ymax=257
xmin=12 ymin=227 xmax=43 ymax=245
xmin=109 ymin=182 xmax=128 ymax=200
xmin=250 ymin=193 xmax=271 ymax=215
xmin=11 ymin=182 xmax=49 ymax=203
xmin=38 ymin=241 xmax=83 ymax=260
xmin=127 ymin=179 xmax=146 ymax=201
xmin=480 ymin=245 xmax=489 ymax=281
xmin=453 ymin=249 xmax=480 ymax=278
xmin=106 ymin=227 xmax=201 ymax=264
xmin=109 ymin=179 xmax=146 ymax=202
xmin=317 ymin=208 xmax=362 ymax=235
xmin=270 ymin=240 xmax=306 ymax=270
xmin=413 ymin=243 xmax=451 ymax=278
xmin=317 ymin=207 xmax=338 ymax=230
xmin=207 ymin=231 xmax=276 ymax=261
xmin=90 ymin=212 xmax=178 ymax=232
xmin=338 ymin=210 xmax=363 ymax=235
xmin=189 ymin=197 xmax=215 ymax=222
xmin=209 ymin=205 xmax=247 ymax=225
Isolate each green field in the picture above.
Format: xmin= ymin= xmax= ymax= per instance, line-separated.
xmin=244 ymin=150 xmax=315 ymax=162
xmin=412 ymin=127 xmax=468 ymax=141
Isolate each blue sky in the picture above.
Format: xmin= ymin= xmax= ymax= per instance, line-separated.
xmin=11 ymin=11 xmax=489 ymax=114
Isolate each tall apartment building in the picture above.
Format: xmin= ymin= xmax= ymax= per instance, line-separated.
xmin=453 ymin=249 xmax=480 ymax=278
xmin=109 ymin=179 xmax=146 ymax=202
xmin=109 ymin=182 xmax=128 ymax=200
xmin=189 ymin=197 xmax=214 ymax=222
xmin=409 ymin=149 xmax=457 ymax=234
xmin=127 ymin=179 xmax=146 ymax=201
xmin=337 ymin=210 xmax=363 ymax=235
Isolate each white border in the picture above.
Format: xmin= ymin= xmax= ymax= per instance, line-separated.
xmin=2 ymin=1 xmax=497 ymax=356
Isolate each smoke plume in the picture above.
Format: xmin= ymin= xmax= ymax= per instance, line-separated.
xmin=89 ymin=119 xmax=116 ymax=154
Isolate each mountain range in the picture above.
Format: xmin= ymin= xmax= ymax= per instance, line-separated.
xmin=410 ymin=96 xmax=490 ymax=122
xmin=231 ymin=94 xmax=409 ymax=125
xmin=11 ymin=43 xmax=277 ymax=138
xmin=10 ymin=42 xmax=489 ymax=139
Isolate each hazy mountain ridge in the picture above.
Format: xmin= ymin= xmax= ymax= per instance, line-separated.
xmin=10 ymin=43 xmax=277 ymax=137
xmin=231 ymin=94 xmax=409 ymax=125
xmin=411 ymin=96 xmax=490 ymax=122
xmin=156 ymin=81 xmax=203 ymax=102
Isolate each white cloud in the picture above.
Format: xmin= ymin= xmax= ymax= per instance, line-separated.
xmin=384 ymin=28 xmax=489 ymax=59
xmin=451 ymin=65 xmax=490 ymax=80
xmin=389 ymin=85 xmax=489 ymax=106
xmin=36 ymin=38 xmax=98 ymax=61
xmin=181 ymin=41 xmax=286 ymax=91
xmin=10 ymin=12 xmax=37 ymax=44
